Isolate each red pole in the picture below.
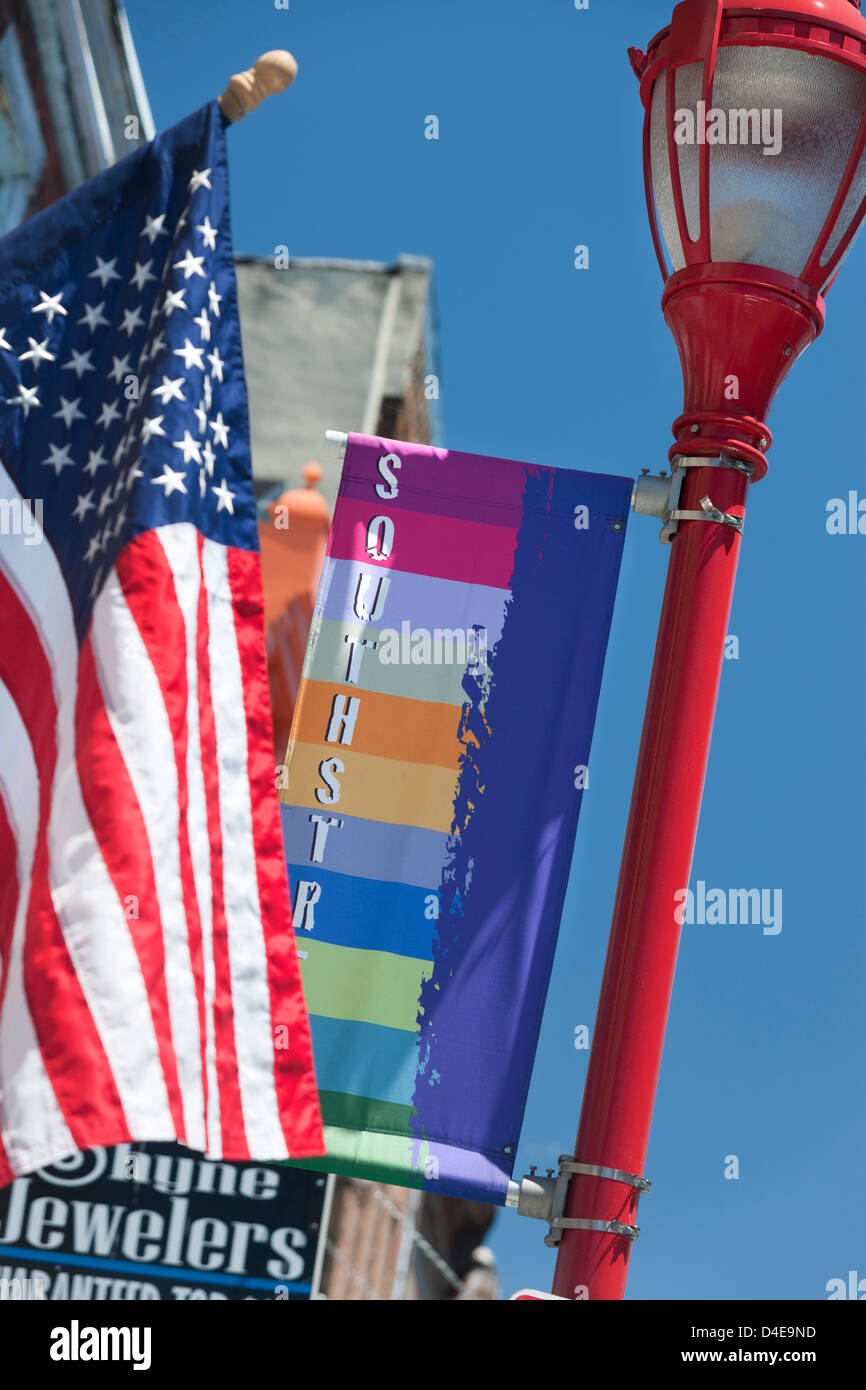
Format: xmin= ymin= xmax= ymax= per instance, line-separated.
xmin=551 ymin=461 xmax=747 ymax=1301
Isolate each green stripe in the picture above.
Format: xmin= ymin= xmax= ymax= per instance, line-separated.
xmin=304 ymin=618 xmax=470 ymax=707
xmin=286 ymin=1093 xmax=426 ymax=1188
xmin=302 ymin=939 xmax=432 ymax=1033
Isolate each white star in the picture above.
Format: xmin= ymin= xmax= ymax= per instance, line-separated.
xmin=130 ymin=259 xmax=157 ymax=291
xmin=173 ymin=430 xmax=202 ymax=465
xmin=62 ymin=347 xmax=95 ymax=379
xmin=100 ymin=525 xmax=113 ymax=553
xmin=96 ymin=399 xmax=121 ymax=429
xmin=90 ymin=568 xmax=104 ymax=598
xmin=193 ymin=309 xmax=211 ymax=342
xmin=0 ymin=327 xmax=11 ymax=351
xmin=152 ymin=463 xmax=188 ymax=496
xmin=193 ymin=401 xmax=208 ymax=434
xmin=173 ymin=251 xmax=206 ymax=280
xmin=202 ymin=439 xmax=216 ymax=476
xmin=189 ymin=168 xmax=212 ymax=193
xmin=18 ymin=336 xmax=55 ymax=368
xmin=54 ymin=395 xmax=85 ymax=428
xmin=78 ymin=301 xmax=109 ymax=332
xmin=140 ymin=213 xmax=169 ymax=245
xmin=209 ymin=412 xmax=229 ymax=449
xmin=108 ymin=353 xmax=131 ymax=384
xmin=207 ymin=282 xmax=222 ymax=318
xmin=72 ymin=490 xmax=95 ymax=522
xmin=196 ymin=216 xmax=218 ymax=250
xmin=84 ymin=447 xmax=108 ymax=477
xmin=174 ymin=338 xmax=204 ymax=370
xmin=84 ymin=535 xmax=101 ymax=563
xmin=144 ymin=329 xmax=166 ymax=363
xmin=125 ymin=459 xmax=144 ymax=489
xmin=212 ymin=478 xmax=235 ymax=514
xmin=202 ymin=375 xmax=213 ymax=410
xmin=140 ymin=414 xmax=166 ymax=444
xmin=206 ymin=346 xmax=224 ymax=382
xmin=42 ymin=442 xmax=74 ymax=475
xmin=9 ymin=383 xmax=40 ymax=416
xmin=113 ymin=505 xmax=128 ymax=536
xmin=152 ymin=374 xmax=186 ymax=404
xmin=120 ymin=306 xmax=145 ymax=337
xmin=163 ymin=288 xmax=187 ymax=317
xmin=32 ymin=291 xmax=66 ymax=324
xmin=177 ymin=210 xmax=189 ymax=233
xmin=199 ymin=471 xmax=207 ymax=500
xmin=88 ymin=255 xmax=121 ymax=287
xmin=97 ymin=485 xmax=114 ymax=518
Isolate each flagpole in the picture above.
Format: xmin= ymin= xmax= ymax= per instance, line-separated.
xmin=219 ymin=50 xmax=298 ymax=123
xmin=551 ymin=462 xmax=748 ymax=1301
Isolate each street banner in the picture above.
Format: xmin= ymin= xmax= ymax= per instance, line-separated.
xmin=279 ymin=433 xmax=631 ymax=1203
xmin=0 ymin=1143 xmax=325 ymax=1301
xmin=0 ymin=99 xmax=324 ymax=1181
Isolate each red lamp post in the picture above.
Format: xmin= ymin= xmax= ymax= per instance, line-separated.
xmin=552 ymin=0 xmax=866 ymax=1301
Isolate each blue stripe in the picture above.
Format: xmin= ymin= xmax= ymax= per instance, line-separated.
xmin=288 ymin=865 xmax=437 ymax=959
xmin=310 ymin=1014 xmax=419 ymax=1107
xmin=282 ymin=804 xmax=450 ymax=891
xmin=0 ymin=1245 xmax=309 ymax=1293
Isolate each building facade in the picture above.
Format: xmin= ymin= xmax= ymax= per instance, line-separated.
xmin=0 ymin=0 xmax=153 ymax=235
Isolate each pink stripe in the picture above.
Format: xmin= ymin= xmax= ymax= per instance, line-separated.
xmin=329 ymin=496 xmax=520 ymax=588
xmin=226 ymin=548 xmax=325 ymax=1159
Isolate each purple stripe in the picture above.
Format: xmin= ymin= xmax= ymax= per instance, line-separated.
xmin=342 ymin=434 xmax=547 ymax=528
xmin=316 ymin=556 xmax=510 ymax=639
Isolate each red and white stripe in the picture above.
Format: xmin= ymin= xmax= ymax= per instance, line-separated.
xmin=0 ymin=460 xmax=323 ymax=1184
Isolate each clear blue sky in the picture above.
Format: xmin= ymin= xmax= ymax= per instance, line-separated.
xmin=125 ymin=0 xmax=866 ymax=1300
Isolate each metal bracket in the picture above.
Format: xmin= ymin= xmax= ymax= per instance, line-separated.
xmin=511 ymin=1153 xmax=651 ymax=1248
xmin=560 ymin=1159 xmax=652 ymax=1194
xmin=549 ymin=1217 xmax=641 ymax=1241
xmin=663 ymin=493 xmax=744 ymax=536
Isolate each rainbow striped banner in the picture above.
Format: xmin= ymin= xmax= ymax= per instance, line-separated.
xmin=280 ymin=434 xmax=631 ymax=1204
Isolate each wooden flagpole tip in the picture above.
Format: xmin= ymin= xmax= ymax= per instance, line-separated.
xmin=219 ymin=50 xmax=298 ymax=123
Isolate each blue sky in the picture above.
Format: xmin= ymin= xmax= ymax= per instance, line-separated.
xmin=125 ymin=0 xmax=866 ymax=1299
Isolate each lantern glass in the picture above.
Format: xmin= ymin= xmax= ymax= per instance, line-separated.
xmin=649 ymin=45 xmax=866 ymax=282
xmin=650 ymin=70 xmax=684 ymax=271
xmin=709 ymin=47 xmax=866 ymax=276
xmin=675 ymin=62 xmax=703 ymax=245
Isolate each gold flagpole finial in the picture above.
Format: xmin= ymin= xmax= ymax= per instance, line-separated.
xmin=219 ymin=50 xmax=298 ymax=123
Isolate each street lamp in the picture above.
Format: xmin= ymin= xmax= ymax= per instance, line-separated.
xmin=552 ymin=0 xmax=866 ymax=1301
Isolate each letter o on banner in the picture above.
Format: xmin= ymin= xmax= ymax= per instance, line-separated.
xmin=366 ymin=514 xmax=395 ymax=561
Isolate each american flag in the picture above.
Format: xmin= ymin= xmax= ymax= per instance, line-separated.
xmin=0 ymin=101 xmax=324 ymax=1183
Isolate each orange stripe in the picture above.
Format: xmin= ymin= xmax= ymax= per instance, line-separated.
xmin=290 ymin=678 xmax=467 ymax=770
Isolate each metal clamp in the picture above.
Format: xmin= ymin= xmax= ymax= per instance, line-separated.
xmin=549 ymin=1217 xmax=641 ymax=1241
xmin=672 ymin=452 xmax=754 ymax=478
xmin=559 ymin=1159 xmax=652 ymax=1194
xmin=663 ymin=493 xmax=744 ymax=536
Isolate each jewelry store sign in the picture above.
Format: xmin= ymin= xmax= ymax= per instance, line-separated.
xmin=0 ymin=1143 xmax=325 ymax=1300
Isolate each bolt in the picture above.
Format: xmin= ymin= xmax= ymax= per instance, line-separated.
xmin=758 ymin=437 xmax=768 ymax=449
xmin=529 ymin=1165 xmax=537 ymax=1177
xmin=641 ymin=467 xmax=650 ymax=475
xmin=784 ymin=345 xmax=792 ymax=357
xmin=690 ymin=424 xmax=701 ymax=434
xmin=546 ymin=1169 xmax=555 ymax=1179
